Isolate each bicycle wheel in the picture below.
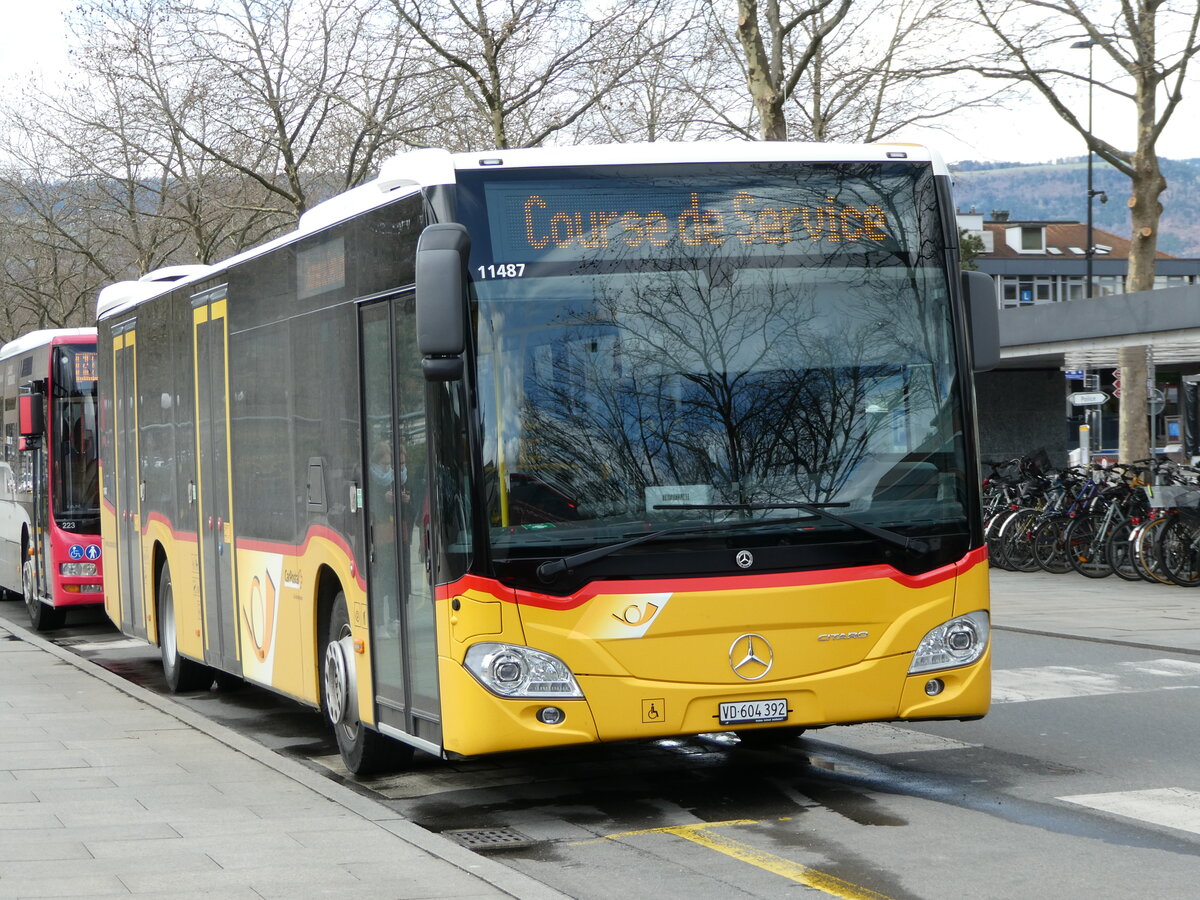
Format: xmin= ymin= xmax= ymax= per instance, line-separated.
xmin=1158 ymin=515 xmax=1200 ymax=586
xmin=1001 ymin=509 xmax=1040 ymax=573
xmin=1133 ymin=515 xmax=1173 ymax=584
xmin=1064 ymin=515 xmax=1113 ymax=578
xmin=1105 ymin=520 xmax=1142 ymax=582
xmin=1031 ymin=516 xmax=1072 ymax=574
xmin=986 ymin=509 xmax=1018 ymax=571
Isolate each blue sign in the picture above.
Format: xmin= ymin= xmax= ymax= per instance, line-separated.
xmin=1020 ymin=288 xmax=1033 ymax=304
xmin=1065 ymin=370 xmax=1085 ymax=380
xmin=68 ymin=545 xmax=84 ymax=560
xmin=85 ymin=545 xmax=101 ymax=561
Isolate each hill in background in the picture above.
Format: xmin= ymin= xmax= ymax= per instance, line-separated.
xmin=949 ymin=157 xmax=1200 ymax=258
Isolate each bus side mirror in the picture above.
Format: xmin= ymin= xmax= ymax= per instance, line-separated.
xmin=416 ymin=223 xmax=471 ymax=382
xmin=18 ymin=384 xmax=45 ymax=446
xmin=962 ymin=270 xmax=999 ymax=373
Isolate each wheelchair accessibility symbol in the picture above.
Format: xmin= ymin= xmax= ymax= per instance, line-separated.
xmin=68 ymin=545 xmax=84 ymax=560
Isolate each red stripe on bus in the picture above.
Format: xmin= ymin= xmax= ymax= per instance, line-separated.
xmin=437 ymin=547 xmax=985 ymax=610
xmin=137 ymin=513 xmax=364 ymax=590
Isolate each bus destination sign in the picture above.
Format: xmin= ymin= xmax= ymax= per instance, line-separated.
xmin=484 ymin=178 xmax=911 ymax=265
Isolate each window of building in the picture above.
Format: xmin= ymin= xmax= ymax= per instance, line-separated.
xmin=1021 ymin=227 xmax=1045 ymax=251
xmin=1000 ymin=276 xmax=1020 ymax=308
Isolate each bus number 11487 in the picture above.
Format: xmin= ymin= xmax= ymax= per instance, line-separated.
xmin=477 ymin=263 xmax=526 ymax=279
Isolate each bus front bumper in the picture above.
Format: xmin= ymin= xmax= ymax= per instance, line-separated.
xmin=439 ymin=648 xmax=990 ymax=758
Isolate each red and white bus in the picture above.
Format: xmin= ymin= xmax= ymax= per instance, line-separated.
xmin=0 ymin=329 xmax=104 ymax=630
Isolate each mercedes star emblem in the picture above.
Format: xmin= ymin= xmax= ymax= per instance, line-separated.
xmin=729 ymin=633 xmax=773 ymax=680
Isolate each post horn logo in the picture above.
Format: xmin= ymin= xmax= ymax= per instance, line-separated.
xmin=729 ymin=633 xmax=773 ymax=681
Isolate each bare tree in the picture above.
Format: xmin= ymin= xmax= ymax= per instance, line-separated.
xmin=964 ymin=0 xmax=1200 ymax=462
xmin=728 ymin=0 xmax=854 ymax=140
xmin=390 ymin=0 xmax=686 ymax=149
xmin=568 ymin=5 xmax=751 ymax=143
xmin=0 ymin=154 xmax=113 ymax=339
xmin=790 ymin=0 xmax=1005 ymax=143
xmin=72 ymin=0 xmax=431 ymax=221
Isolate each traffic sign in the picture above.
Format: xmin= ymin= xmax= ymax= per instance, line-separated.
xmin=1068 ymin=391 xmax=1108 ymax=406
xmin=1064 ymin=369 xmax=1085 ymax=380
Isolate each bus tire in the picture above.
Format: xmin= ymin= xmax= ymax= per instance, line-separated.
xmin=158 ymin=565 xmax=212 ymax=692
xmin=322 ymin=591 xmax=410 ymax=776
xmin=24 ymin=558 xmax=64 ymax=631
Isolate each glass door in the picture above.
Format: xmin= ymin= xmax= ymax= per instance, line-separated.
xmin=360 ymin=291 xmax=440 ymax=747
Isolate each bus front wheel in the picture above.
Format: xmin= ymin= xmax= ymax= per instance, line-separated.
xmin=158 ymin=566 xmax=211 ymax=692
xmin=322 ymin=592 xmax=409 ymax=776
xmin=24 ymin=558 xmax=64 ymax=631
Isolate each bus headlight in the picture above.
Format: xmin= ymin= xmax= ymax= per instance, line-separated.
xmin=60 ymin=562 xmax=98 ymax=577
xmin=464 ymin=642 xmax=584 ymax=699
xmin=908 ymin=611 xmax=989 ymax=674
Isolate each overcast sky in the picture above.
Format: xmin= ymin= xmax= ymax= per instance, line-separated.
xmin=2 ymin=1 xmax=1195 ymax=166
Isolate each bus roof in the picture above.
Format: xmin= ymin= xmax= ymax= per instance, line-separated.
xmin=0 ymin=328 xmax=97 ymax=362
xmin=96 ymin=140 xmax=948 ymax=322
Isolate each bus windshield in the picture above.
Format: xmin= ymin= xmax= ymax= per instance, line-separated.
xmin=51 ymin=344 xmax=100 ymax=528
xmin=458 ymin=161 xmax=968 ymax=576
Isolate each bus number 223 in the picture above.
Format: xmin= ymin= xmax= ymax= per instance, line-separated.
xmin=477 ymin=263 xmax=526 ymax=279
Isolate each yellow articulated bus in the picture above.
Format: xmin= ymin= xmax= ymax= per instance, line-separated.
xmin=96 ymin=142 xmax=999 ymax=775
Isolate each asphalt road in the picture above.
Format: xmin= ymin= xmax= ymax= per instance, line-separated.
xmin=3 ymin=597 xmax=1198 ymax=899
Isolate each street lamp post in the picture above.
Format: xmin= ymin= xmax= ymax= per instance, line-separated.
xmin=1071 ymin=39 xmax=1107 ymax=299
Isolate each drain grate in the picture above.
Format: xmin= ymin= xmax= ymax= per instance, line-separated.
xmin=52 ymin=637 xmax=88 ymax=646
xmin=442 ymin=827 xmax=536 ymax=852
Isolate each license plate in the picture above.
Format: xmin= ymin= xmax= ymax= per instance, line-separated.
xmin=718 ymin=698 xmax=789 ymax=726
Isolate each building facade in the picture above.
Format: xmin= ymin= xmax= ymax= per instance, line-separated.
xmin=958 ymin=212 xmax=1200 ymax=465
xmin=957 ymin=211 xmax=1199 ymax=308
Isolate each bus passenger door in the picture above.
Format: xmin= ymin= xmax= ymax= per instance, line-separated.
xmin=360 ymin=292 xmax=441 ymax=750
xmin=112 ymin=325 xmax=145 ymax=637
xmin=192 ymin=287 xmax=240 ymax=672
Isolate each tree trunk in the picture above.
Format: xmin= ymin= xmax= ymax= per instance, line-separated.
xmin=736 ymin=0 xmax=788 ymax=140
xmin=1117 ymin=346 xmax=1149 ymax=464
xmin=1116 ymin=68 xmax=1168 ymax=464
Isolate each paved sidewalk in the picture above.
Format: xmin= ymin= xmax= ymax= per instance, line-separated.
xmin=989 ymin=567 xmax=1200 ymax=653
xmin=0 ymin=615 xmax=566 ymax=900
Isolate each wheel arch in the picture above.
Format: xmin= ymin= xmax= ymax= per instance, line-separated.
xmin=314 ymin=563 xmax=343 ymax=709
xmin=151 ymin=540 xmax=169 ymax=646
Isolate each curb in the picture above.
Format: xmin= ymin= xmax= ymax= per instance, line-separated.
xmin=993 ymin=622 xmax=1200 ymax=657
xmin=2 ymin=612 xmax=568 ymax=900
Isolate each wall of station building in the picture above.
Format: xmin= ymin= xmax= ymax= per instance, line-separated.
xmin=974 ymin=369 xmax=1069 ymax=469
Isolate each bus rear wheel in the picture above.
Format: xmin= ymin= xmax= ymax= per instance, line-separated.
xmin=158 ymin=565 xmax=212 ymax=692
xmin=322 ymin=592 xmax=410 ymax=776
xmin=24 ymin=558 xmax=64 ymax=631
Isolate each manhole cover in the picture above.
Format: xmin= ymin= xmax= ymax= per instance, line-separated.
xmin=442 ymin=827 xmax=536 ymax=852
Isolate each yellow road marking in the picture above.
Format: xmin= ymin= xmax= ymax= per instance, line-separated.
xmin=587 ymin=819 xmax=893 ymax=900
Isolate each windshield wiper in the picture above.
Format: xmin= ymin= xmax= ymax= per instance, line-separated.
xmin=535 ymin=515 xmax=816 ymax=582
xmin=654 ymin=502 xmax=930 ymax=556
